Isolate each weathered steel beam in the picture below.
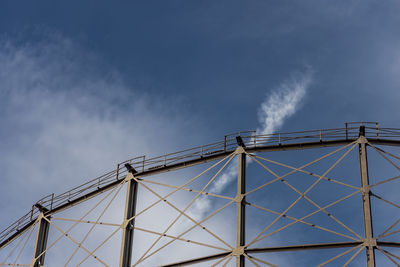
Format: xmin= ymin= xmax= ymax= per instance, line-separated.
xmin=368 ymin=139 xmax=400 ymax=147
xmin=160 ymin=251 xmax=230 ymax=267
xmin=236 ymin=147 xmax=246 ymax=267
xmin=32 ymin=213 xmax=50 ymax=267
xmin=119 ymin=168 xmax=139 ymax=267
xmin=161 ymin=242 xmax=364 ymax=266
xmin=246 ymin=242 xmax=363 ymax=253
xmin=377 ymin=241 xmax=400 ymax=248
xmin=358 ymin=126 xmax=376 ymax=267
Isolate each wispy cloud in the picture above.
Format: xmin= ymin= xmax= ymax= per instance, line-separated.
xmin=257 ymin=69 xmax=313 ymax=135
xmin=0 ymin=33 xmax=210 ymax=265
xmin=189 ymin=68 xmax=313 ymax=220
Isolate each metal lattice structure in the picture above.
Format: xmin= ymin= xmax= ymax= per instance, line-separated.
xmin=1 ymin=122 xmax=400 ymax=266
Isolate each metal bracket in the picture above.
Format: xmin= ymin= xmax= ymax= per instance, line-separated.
xmin=124 ymin=173 xmax=134 ymax=182
xmin=361 ymin=186 xmax=371 ymax=195
xmin=121 ymin=219 xmax=134 ymax=230
xmin=357 ymin=136 xmax=368 ymax=144
xmin=235 ymin=146 xmax=246 ymax=154
xmin=234 ymin=194 xmax=245 ymax=203
xmin=34 ymin=203 xmax=49 ymax=213
xmin=364 ymin=238 xmax=377 ymax=247
xmin=232 ymin=246 xmax=245 ymax=256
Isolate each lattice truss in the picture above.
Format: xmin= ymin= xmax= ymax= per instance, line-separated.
xmin=1 ymin=135 xmax=400 ymax=266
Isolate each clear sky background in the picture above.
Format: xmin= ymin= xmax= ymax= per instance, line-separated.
xmin=1 ymin=1 xmax=400 ymax=266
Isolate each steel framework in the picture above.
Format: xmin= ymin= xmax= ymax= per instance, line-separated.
xmin=1 ymin=122 xmax=400 ymax=266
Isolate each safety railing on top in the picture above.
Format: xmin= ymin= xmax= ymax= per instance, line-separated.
xmin=1 ymin=122 xmax=398 ymax=246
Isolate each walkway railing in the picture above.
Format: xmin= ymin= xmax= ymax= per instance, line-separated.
xmin=1 ymin=122 xmax=398 ymax=246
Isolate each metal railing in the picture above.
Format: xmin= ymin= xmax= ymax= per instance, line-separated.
xmin=1 ymin=122 xmax=399 ymax=246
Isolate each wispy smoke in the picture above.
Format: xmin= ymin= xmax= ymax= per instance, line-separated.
xmin=189 ymin=69 xmax=313 ymax=220
xmin=258 ymin=69 xmax=313 ymax=135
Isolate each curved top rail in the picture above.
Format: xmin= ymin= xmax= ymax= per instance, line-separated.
xmin=1 ymin=122 xmax=400 ymax=247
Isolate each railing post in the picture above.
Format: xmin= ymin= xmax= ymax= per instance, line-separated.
xmin=32 ymin=211 xmax=50 ymax=267
xmin=224 ymin=135 xmax=227 ymax=152
xmin=50 ymin=193 xmax=54 ymax=210
xmin=116 ymin=163 xmax=120 ymax=181
xmin=235 ymin=146 xmax=246 ymax=267
xmin=358 ymin=126 xmax=376 ymax=267
xmin=30 ymin=206 xmax=34 ymax=220
xmin=120 ymin=171 xmax=138 ymax=267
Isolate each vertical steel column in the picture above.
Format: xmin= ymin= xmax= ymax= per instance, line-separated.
xmin=120 ymin=172 xmax=138 ymax=267
xmin=236 ymin=148 xmax=246 ymax=267
xmin=358 ymin=126 xmax=376 ymax=267
xmin=33 ymin=212 xmax=50 ymax=267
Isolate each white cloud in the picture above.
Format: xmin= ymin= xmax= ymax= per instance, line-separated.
xmin=0 ymin=34 xmax=204 ymax=265
xmin=0 ymin=34 xmax=193 ymax=199
xmin=257 ymin=69 xmax=313 ymax=135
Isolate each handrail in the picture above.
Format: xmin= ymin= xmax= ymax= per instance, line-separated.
xmin=0 ymin=122 xmax=398 ymax=247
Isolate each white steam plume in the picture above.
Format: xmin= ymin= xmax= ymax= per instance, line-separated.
xmin=189 ymin=69 xmax=313 ymax=220
xmin=257 ymin=70 xmax=313 ymax=135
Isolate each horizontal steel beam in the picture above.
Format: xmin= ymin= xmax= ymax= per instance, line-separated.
xmin=160 ymin=242 xmax=364 ymax=266
xmin=377 ymin=241 xmax=400 ymax=248
xmin=246 ymin=242 xmax=363 ymax=254
xmin=368 ymin=139 xmax=400 ymax=147
xmin=160 ymin=252 xmax=230 ymax=267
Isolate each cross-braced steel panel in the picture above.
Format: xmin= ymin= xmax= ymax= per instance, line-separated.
xmin=1 ymin=122 xmax=400 ymax=266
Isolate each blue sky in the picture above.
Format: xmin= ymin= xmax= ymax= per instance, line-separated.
xmin=1 ymin=0 xmax=400 ymax=131
xmin=1 ymin=1 xmax=400 ymax=266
